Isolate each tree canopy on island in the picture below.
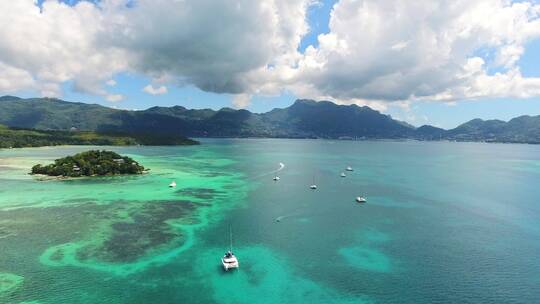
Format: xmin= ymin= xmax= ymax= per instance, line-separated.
xmin=31 ymin=150 xmax=145 ymax=177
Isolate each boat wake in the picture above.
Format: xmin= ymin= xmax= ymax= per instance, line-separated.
xmin=275 ymin=215 xmax=292 ymax=222
xmin=275 ymin=212 xmax=311 ymax=223
xmin=253 ymin=162 xmax=285 ymax=179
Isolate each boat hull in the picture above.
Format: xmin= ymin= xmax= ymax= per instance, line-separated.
xmin=222 ymin=258 xmax=239 ymax=271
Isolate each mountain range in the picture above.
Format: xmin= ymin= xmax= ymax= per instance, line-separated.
xmin=1 ymin=95 xmax=539 ymax=144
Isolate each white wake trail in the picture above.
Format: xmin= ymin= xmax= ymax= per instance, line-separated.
xmin=253 ymin=162 xmax=285 ymax=179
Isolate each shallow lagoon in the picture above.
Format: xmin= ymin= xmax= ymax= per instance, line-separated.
xmin=1 ymin=139 xmax=539 ymax=303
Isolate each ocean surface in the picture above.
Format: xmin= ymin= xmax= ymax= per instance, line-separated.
xmin=0 ymin=139 xmax=539 ymax=303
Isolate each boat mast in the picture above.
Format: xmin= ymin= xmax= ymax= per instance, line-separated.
xmin=229 ymin=225 xmax=233 ymax=252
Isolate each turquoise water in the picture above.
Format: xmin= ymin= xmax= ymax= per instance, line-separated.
xmin=1 ymin=139 xmax=540 ymax=303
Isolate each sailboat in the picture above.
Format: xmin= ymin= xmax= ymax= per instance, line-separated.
xmin=169 ymin=181 xmax=177 ymax=187
xmin=356 ymin=196 xmax=367 ymax=203
xmin=310 ymin=175 xmax=317 ymax=189
xmin=221 ymin=226 xmax=239 ymax=271
xmin=340 ymin=172 xmax=346 ymax=177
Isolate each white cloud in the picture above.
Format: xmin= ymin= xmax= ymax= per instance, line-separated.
xmin=0 ymin=0 xmax=128 ymax=97
xmin=390 ymin=41 xmax=409 ymax=51
xmin=291 ymin=0 xmax=540 ymax=103
xmin=232 ymin=94 xmax=252 ymax=108
xmin=142 ymin=84 xmax=168 ymax=95
xmin=106 ymin=94 xmax=124 ymax=102
xmin=0 ymin=0 xmax=540 ymax=107
xmin=0 ymin=61 xmax=35 ymax=93
xmin=40 ymin=83 xmax=62 ymax=98
xmin=0 ymin=0 xmax=311 ymax=100
xmin=104 ymin=0 xmax=312 ymax=94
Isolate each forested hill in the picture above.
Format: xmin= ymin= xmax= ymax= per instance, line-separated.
xmin=1 ymin=96 xmax=540 ymax=144
xmin=0 ymin=96 xmax=414 ymax=139
xmin=0 ymin=125 xmax=198 ymax=148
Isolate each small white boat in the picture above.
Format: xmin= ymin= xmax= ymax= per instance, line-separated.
xmin=309 ymin=175 xmax=317 ymax=189
xmin=273 ymin=176 xmax=280 ymax=181
xmin=169 ymin=181 xmax=177 ymax=188
xmin=346 ymin=166 xmax=354 ymax=171
xmin=356 ymin=196 xmax=367 ymax=203
xmin=222 ymin=226 xmax=239 ymax=271
xmin=340 ymin=172 xmax=346 ymax=177
xmin=222 ymin=250 xmax=239 ymax=271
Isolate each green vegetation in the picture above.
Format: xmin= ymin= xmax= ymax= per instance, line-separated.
xmin=0 ymin=96 xmax=413 ymax=139
xmin=31 ymin=150 xmax=145 ymax=177
xmin=3 ymin=95 xmax=540 ymax=144
xmin=0 ymin=125 xmax=198 ymax=148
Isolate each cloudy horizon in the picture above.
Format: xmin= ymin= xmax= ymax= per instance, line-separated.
xmin=1 ymin=0 xmax=540 ymax=128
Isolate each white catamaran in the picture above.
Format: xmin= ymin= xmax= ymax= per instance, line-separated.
xmin=221 ymin=226 xmax=239 ymax=271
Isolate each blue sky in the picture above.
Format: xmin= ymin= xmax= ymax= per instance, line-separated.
xmin=7 ymin=0 xmax=540 ymax=129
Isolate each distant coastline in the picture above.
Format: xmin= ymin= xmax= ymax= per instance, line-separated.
xmin=1 ymin=96 xmax=539 ymax=146
xmin=194 ymin=136 xmax=540 ymax=145
xmin=0 ymin=125 xmax=199 ymax=149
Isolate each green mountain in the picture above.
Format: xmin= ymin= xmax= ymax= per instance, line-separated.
xmin=259 ymin=99 xmax=413 ymax=138
xmin=1 ymin=95 xmax=540 ymax=144
xmin=0 ymin=96 xmax=122 ymax=130
xmin=0 ymin=96 xmax=414 ymax=139
xmin=446 ymin=116 xmax=540 ymax=143
xmin=414 ymin=125 xmax=446 ymax=140
xmin=0 ymin=125 xmax=198 ymax=148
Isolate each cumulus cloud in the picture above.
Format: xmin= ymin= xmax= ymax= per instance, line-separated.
xmin=103 ymin=0 xmax=311 ymax=94
xmin=142 ymin=84 xmax=168 ymax=95
xmin=0 ymin=0 xmax=311 ymax=100
xmin=292 ymin=0 xmax=540 ymax=103
xmin=0 ymin=61 xmax=35 ymax=93
xmin=0 ymin=0 xmax=128 ymax=97
xmin=106 ymin=94 xmax=124 ymax=102
xmin=1 ymin=0 xmax=540 ymax=106
xmin=232 ymin=94 xmax=252 ymax=109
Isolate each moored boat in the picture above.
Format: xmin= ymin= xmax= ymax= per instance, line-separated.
xmin=222 ymin=226 xmax=239 ymax=271
xmin=310 ymin=175 xmax=317 ymax=189
xmin=356 ymin=196 xmax=367 ymax=203
xmin=222 ymin=250 xmax=239 ymax=271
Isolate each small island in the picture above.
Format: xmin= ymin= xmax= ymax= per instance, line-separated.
xmin=31 ymin=150 xmax=145 ymax=177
